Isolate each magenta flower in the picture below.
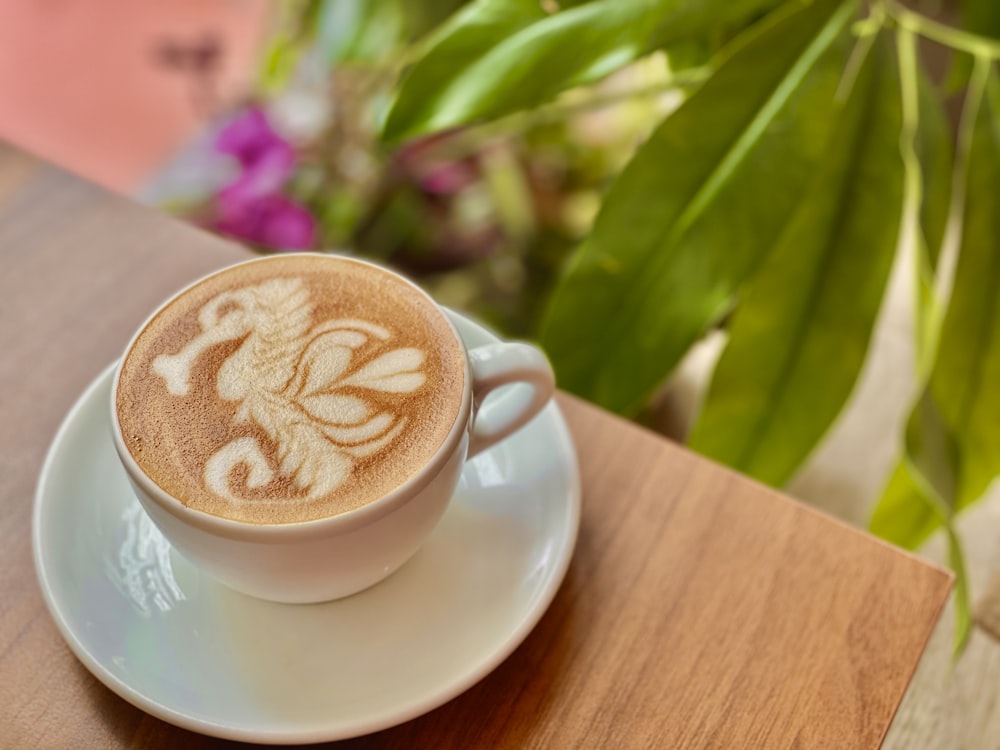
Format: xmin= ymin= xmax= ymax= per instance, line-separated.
xmin=418 ymin=161 xmax=477 ymax=195
xmin=218 ymin=145 xmax=294 ymax=205
xmin=214 ymin=194 xmax=316 ymax=249
xmin=216 ymin=106 xmax=292 ymax=167
xmin=210 ymin=106 xmax=316 ymax=250
xmin=394 ymin=132 xmax=478 ymax=196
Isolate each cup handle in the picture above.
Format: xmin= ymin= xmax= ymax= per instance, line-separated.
xmin=467 ymin=343 xmax=555 ymax=458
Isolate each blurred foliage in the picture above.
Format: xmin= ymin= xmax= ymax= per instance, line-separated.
xmin=156 ymin=0 xmax=1000 ymax=652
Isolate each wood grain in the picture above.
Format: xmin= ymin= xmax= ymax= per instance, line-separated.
xmin=0 ymin=142 xmax=952 ymax=749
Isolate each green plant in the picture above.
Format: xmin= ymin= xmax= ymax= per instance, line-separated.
xmin=378 ymin=0 xmax=1000 ymax=652
xmin=161 ymin=0 xmax=995 ymax=650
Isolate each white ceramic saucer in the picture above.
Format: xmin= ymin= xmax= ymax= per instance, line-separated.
xmin=33 ymin=313 xmax=580 ymax=744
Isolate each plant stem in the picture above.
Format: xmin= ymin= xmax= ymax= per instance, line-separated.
xmin=887 ymin=1 xmax=1000 ymax=59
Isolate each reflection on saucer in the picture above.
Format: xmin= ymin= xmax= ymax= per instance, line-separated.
xmin=109 ymin=501 xmax=185 ymax=615
xmin=468 ymin=450 xmax=507 ymax=489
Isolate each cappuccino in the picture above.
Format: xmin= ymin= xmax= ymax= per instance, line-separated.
xmin=115 ymin=254 xmax=466 ymax=525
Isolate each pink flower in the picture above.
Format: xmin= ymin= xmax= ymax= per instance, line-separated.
xmin=210 ymin=106 xmax=315 ymax=250
xmin=394 ymin=132 xmax=478 ymax=196
xmin=216 ymin=144 xmax=294 ymax=210
xmin=216 ymin=106 xmax=292 ymax=168
xmin=214 ymin=194 xmax=316 ymax=250
xmin=418 ymin=161 xmax=477 ymax=195
xmin=216 ymin=107 xmax=295 ymax=203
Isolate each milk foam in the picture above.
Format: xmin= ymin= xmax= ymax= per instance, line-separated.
xmin=155 ymin=277 xmax=429 ymax=505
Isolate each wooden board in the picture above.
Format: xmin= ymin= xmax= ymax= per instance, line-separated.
xmin=0 ymin=142 xmax=952 ymax=749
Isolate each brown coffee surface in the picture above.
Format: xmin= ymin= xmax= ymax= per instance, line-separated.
xmin=116 ymin=254 xmax=466 ymax=524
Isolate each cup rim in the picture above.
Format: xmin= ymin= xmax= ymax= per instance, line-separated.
xmin=109 ymin=252 xmax=473 ymax=542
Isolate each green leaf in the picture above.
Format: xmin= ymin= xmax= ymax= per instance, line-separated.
xmin=397 ymin=0 xmax=470 ymax=41
xmin=917 ymin=68 xmax=953 ymax=271
xmin=946 ymin=0 xmax=1000 ymax=89
xmin=869 ymin=384 xmax=959 ymax=554
xmin=382 ymin=0 xmax=787 ymax=143
xmin=946 ymin=520 xmax=973 ymax=656
xmin=316 ymin=0 xmax=407 ymax=65
xmin=936 ymin=71 xmax=1000 ymax=508
xmin=870 ymin=62 xmax=1000 ymax=547
xmin=873 ymin=453 xmax=971 ymax=656
xmin=258 ymin=0 xmax=318 ymax=93
xmin=896 ymin=23 xmax=952 ymax=377
xmin=870 ymin=380 xmax=970 ymax=654
xmin=540 ymin=0 xmax=858 ymax=415
xmin=914 ymin=63 xmax=953 ymax=373
xmin=872 ymin=461 xmax=943 ymax=555
xmin=687 ymin=34 xmax=903 ymax=485
xmin=962 ymin=0 xmax=1000 ymax=40
xmin=383 ymin=0 xmax=546 ymax=141
xmin=869 ymin=65 xmax=992 ymax=653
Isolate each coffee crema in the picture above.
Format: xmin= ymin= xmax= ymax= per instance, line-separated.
xmin=116 ymin=254 xmax=467 ymax=524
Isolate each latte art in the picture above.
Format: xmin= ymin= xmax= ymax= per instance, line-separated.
xmin=116 ymin=255 xmax=466 ymax=524
xmin=153 ymin=277 xmax=427 ymax=504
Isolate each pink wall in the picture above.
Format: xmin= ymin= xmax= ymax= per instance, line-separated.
xmin=0 ymin=0 xmax=269 ymax=192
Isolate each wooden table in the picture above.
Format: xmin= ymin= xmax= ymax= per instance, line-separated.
xmin=0 ymin=142 xmax=952 ymax=749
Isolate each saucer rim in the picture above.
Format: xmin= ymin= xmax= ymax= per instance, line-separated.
xmin=32 ymin=317 xmax=580 ymax=744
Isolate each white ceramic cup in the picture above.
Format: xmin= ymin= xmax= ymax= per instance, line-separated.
xmin=110 ymin=255 xmax=555 ymax=603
